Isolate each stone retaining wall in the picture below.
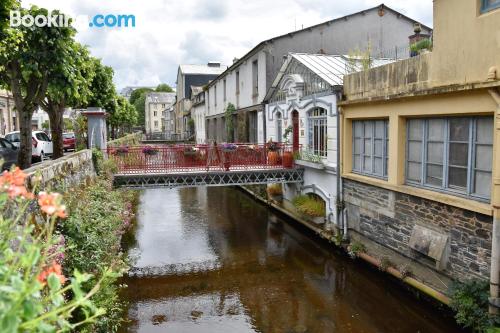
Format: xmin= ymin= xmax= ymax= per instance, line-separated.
xmin=344 ymin=179 xmax=492 ymax=281
xmin=24 ymin=149 xmax=96 ymax=192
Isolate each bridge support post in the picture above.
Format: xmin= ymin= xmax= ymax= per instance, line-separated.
xmin=82 ymin=107 xmax=107 ymax=151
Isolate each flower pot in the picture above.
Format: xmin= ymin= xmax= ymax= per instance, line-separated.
xmin=267 ymin=151 xmax=279 ymax=166
xmin=144 ymin=150 xmax=158 ymax=156
xmin=282 ymin=151 xmax=294 ymax=168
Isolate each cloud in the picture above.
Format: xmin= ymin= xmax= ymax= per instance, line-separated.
xmin=21 ymin=0 xmax=433 ymax=89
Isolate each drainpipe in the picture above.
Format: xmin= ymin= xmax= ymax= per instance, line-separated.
xmin=263 ymin=103 xmax=267 ymax=143
xmin=335 ymin=90 xmax=345 ymax=235
xmin=489 ymin=87 xmax=500 ymax=314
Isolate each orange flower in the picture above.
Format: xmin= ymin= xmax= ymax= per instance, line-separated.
xmin=0 ymin=167 xmax=33 ymax=199
xmin=38 ymin=192 xmax=67 ymax=218
xmin=37 ymin=261 xmax=66 ymax=286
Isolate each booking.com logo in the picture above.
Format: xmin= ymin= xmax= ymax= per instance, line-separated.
xmin=10 ymin=11 xmax=136 ymax=29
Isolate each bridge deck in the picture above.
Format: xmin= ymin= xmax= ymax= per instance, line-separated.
xmin=113 ymin=168 xmax=304 ymax=188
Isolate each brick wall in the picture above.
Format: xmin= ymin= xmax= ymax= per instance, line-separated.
xmin=344 ymin=179 xmax=492 ymax=281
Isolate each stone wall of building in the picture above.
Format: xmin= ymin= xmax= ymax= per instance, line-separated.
xmin=344 ymin=179 xmax=492 ymax=281
xmin=24 ymin=150 xmax=96 ymax=192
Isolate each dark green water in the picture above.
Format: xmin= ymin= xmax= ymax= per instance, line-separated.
xmin=119 ymin=187 xmax=462 ymax=333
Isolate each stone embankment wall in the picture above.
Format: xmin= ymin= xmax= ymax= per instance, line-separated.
xmin=24 ymin=150 xmax=96 ymax=192
xmin=344 ymin=179 xmax=492 ymax=281
xmin=107 ymin=132 xmax=143 ymax=147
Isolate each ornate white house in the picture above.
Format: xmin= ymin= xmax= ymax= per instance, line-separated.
xmin=264 ymin=53 xmax=392 ymax=229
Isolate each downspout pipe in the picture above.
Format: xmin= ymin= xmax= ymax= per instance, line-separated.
xmin=489 ymin=87 xmax=500 ymax=314
xmin=335 ymin=90 xmax=345 ymax=235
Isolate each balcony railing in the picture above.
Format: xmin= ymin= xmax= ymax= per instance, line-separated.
xmin=106 ymin=143 xmax=298 ymax=174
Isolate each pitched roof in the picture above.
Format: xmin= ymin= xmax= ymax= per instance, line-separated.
xmin=207 ymin=3 xmax=432 ymax=88
xmin=265 ymin=53 xmax=394 ymax=101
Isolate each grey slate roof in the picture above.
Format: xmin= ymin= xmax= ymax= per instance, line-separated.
xmin=145 ymin=92 xmax=176 ymax=104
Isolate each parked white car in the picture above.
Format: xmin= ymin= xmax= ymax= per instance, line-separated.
xmin=5 ymin=131 xmax=53 ymax=161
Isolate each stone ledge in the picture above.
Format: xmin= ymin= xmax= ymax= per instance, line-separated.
xmin=295 ymin=159 xmax=325 ymax=170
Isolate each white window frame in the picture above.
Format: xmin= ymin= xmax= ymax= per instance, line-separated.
xmin=307 ymin=107 xmax=328 ymax=158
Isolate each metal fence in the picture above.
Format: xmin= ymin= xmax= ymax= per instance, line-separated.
xmin=107 ymin=143 xmax=298 ymax=174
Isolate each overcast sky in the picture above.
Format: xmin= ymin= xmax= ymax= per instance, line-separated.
xmin=21 ymin=0 xmax=433 ymax=90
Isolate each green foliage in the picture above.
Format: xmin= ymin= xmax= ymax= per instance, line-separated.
xmin=133 ymin=93 xmax=147 ymax=127
xmin=155 ymin=83 xmax=174 ymax=92
xmin=410 ymin=38 xmax=433 ymax=54
xmin=298 ymin=148 xmax=323 ymax=164
xmin=225 ymin=103 xmax=236 ymax=141
xmin=450 ymin=280 xmax=500 ymax=332
xmin=187 ymin=118 xmax=195 ymax=130
xmin=348 ymin=241 xmax=367 ymax=257
xmin=74 ymin=114 xmax=88 ymax=151
xmin=283 ymin=125 xmax=293 ymax=142
xmin=292 ymin=194 xmax=326 ymax=217
xmin=42 ymin=120 xmax=50 ymax=130
xmin=64 ymin=118 xmax=74 ymax=131
xmin=0 ymin=168 xmax=110 ymax=332
xmin=0 ymin=6 xmax=77 ymax=167
xmin=85 ymin=58 xmax=116 ymax=109
xmin=60 ymin=177 xmax=137 ymax=332
xmin=347 ymin=41 xmax=373 ymax=72
xmin=109 ymin=95 xmax=138 ymax=130
xmin=129 ymin=88 xmax=153 ymax=105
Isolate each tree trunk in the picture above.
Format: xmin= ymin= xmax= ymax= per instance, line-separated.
xmin=18 ymin=110 xmax=33 ymax=169
xmin=48 ymin=108 xmax=64 ymax=159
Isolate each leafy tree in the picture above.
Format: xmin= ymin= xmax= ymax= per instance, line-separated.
xmin=129 ymin=87 xmax=153 ymax=105
xmin=155 ymin=83 xmax=174 ymax=92
xmin=85 ymin=58 xmax=116 ymax=110
xmin=64 ymin=118 xmax=74 ymax=131
xmin=41 ymin=120 xmax=50 ymax=130
xmin=109 ymin=95 xmax=137 ymax=138
xmin=133 ymin=93 xmax=147 ymax=127
xmin=0 ymin=6 xmax=75 ymax=168
xmin=40 ymin=42 xmax=94 ymax=159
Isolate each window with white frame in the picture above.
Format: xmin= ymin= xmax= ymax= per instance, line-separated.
xmin=406 ymin=117 xmax=493 ymax=201
xmin=308 ymin=108 xmax=328 ymax=157
xmin=352 ymin=119 xmax=389 ymax=178
xmin=276 ymin=112 xmax=282 ymax=142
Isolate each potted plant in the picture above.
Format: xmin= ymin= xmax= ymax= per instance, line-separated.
xmin=142 ymin=146 xmax=159 ymax=156
xmin=267 ymin=140 xmax=280 ymax=166
xmin=267 ymin=183 xmax=283 ymax=201
xmin=221 ymin=143 xmax=237 ymax=152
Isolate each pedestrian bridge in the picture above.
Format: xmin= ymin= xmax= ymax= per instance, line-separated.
xmin=108 ymin=143 xmax=304 ymax=189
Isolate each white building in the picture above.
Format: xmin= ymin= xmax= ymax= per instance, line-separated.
xmin=204 ymin=4 xmax=431 ymax=144
xmin=264 ymin=53 xmax=392 ymax=228
xmin=0 ymin=90 xmax=17 ymax=135
xmin=191 ymin=89 xmax=206 ymax=144
xmin=145 ymin=92 xmax=176 ymax=134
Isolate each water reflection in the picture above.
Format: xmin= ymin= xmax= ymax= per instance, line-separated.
xmin=121 ymin=187 xmax=462 ymax=333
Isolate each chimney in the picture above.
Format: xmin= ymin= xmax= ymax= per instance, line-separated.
xmin=232 ymin=57 xmax=239 ymax=64
xmin=409 ymin=23 xmax=431 ymax=57
xmin=207 ymin=61 xmax=221 ymax=67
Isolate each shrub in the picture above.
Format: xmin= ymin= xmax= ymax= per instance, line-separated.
xmin=267 ymin=183 xmax=283 ymax=197
xmin=0 ymin=167 xmax=110 ymax=332
xmin=348 ymin=241 xmax=366 ymax=258
xmin=450 ymin=280 xmax=500 ymax=332
xmin=60 ymin=177 xmax=136 ymax=332
xmin=292 ymin=194 xmax=326 ymax=218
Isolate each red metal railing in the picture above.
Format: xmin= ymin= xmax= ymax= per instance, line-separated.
xmin=106 ymin=143 xmax=298 ymax=174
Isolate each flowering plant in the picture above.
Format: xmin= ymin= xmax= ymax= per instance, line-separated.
xmin=0 ymin=167 xmax=109 ymax=332
xmin=142 ymin=145 xmax=159 ymax=155
xmin=267 ymin=140 xmax=280 ymax=152
xmin=221 ymin=143 xmax=237 ymax=151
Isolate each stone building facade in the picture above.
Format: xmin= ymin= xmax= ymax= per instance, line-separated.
xmin=344 ymin=179 xmax=492 ymax=281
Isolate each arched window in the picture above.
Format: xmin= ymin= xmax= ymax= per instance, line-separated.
xmin=276 ymin=111 xmax=282 ymax=142
xmin=308 ymin=107 xmax=327 ymax=157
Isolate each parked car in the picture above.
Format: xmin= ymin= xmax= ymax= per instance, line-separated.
xmin=0 ymin=138 xmax=18 ymax=170
xmin=5 ymin=131 xmax=53 ymax=162
xmin=63 ymin=132 xmax=75 ymax=151
xmin=4 ymin=132 xmax=20 ymax=148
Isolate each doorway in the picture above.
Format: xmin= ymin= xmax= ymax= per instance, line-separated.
xmin=292 ymin=110 xmax=299 ymax=152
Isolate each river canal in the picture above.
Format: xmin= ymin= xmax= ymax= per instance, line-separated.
xmin=119 ymin=187 xmax=462 ymax=333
